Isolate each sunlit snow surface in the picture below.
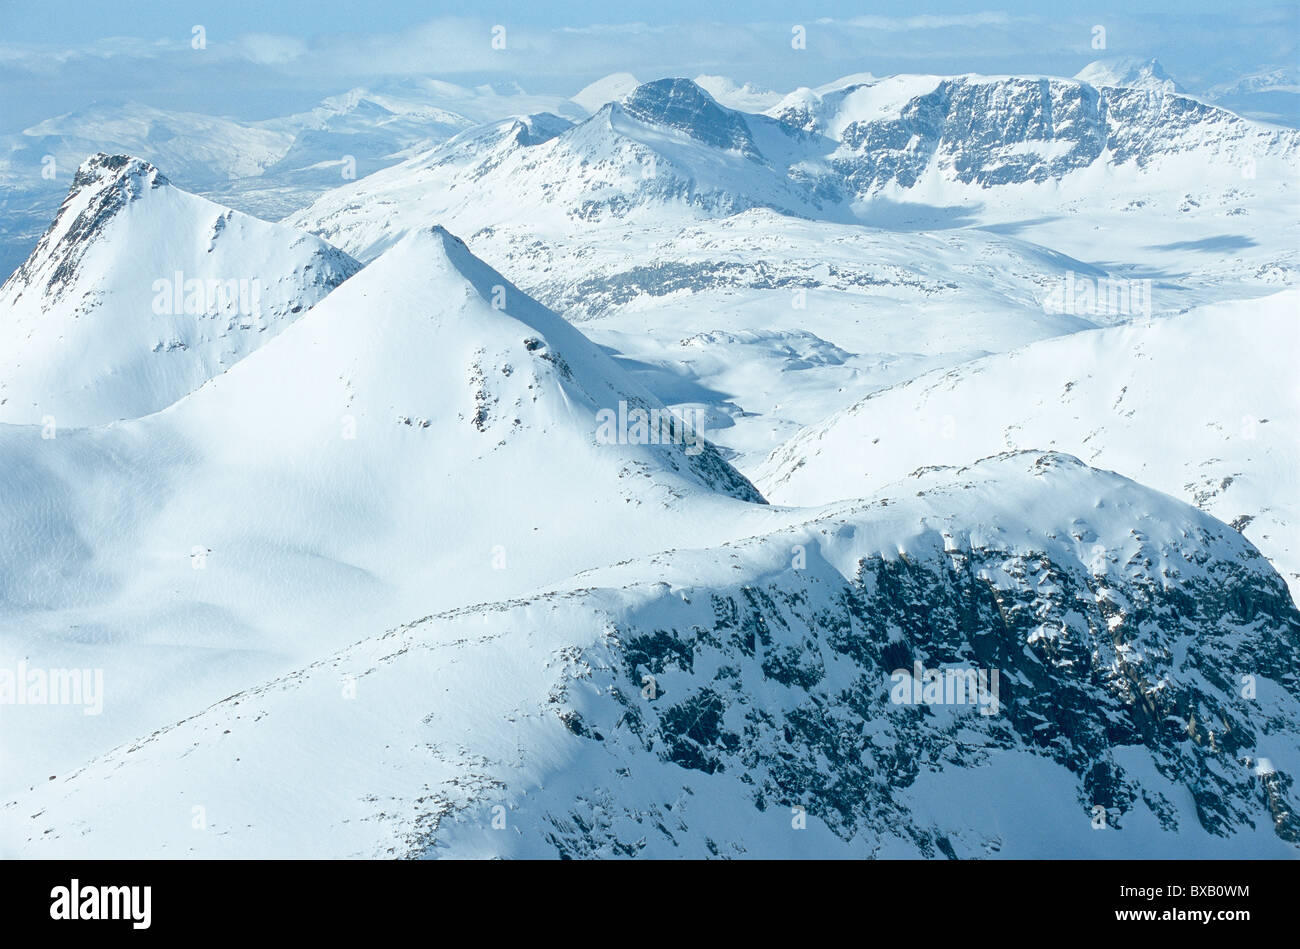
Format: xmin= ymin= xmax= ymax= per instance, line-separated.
xmin=1 ymin=72 xmax=1297 ymax=858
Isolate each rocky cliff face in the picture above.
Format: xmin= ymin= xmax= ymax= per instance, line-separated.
xmin=538 ymin=454 xmax=1300 ymax=856
xmin=823 ymin=76 xmax=1299 ymax=193
xmin=831 ymin=78 xmax=1110 ymax=189
xmin=1 ymin=154 xmax=170 ymax=305
xmin=620 ymin=78 xmax=763 ymax=160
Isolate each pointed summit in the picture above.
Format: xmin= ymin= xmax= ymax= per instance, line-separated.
xmin=1075 ymin=57 xmax=1181 ymax=94
xmin=180 ymin=221 xmax=763 ymax=505
xmin=4 ymin=154 xmax=169 ymax=303
xmin=618 ymin=78 xmax=760 ymax=157
xmin=0 ymin=153 xmax=361 ymax=426
xmin=70 ymin=152 xmax=169 ymax=193
xmin=571 ymin=72 xmax=641 ymax=114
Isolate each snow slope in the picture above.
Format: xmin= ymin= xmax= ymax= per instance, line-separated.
xmin=571 ymin=73 xmax=642 ymax=113
xmin=1074 ymin=58 xmax=1183 ymax=95
xmin=0 ymin=154 xmax=362 ymax=426
xmin=555 ymin=209 xmax=1101 ymax=467
xmin=0 ymin=223 xmax=775 ymax=794
xmin=757 ymin=291 xmax=1300 ymax=599
xmin=7 ymin=453 xmax=1296 ymax=858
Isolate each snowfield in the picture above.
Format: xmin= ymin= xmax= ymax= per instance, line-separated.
xmin=7 ymin=453 xmax=1297 ymax=858
xmin=0 ymin=66 xmax=1297 ymax=858
xmin=757 ymin=291 xmax=1300 ymax=600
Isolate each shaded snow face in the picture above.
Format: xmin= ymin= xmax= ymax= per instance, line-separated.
xmin=9 ymin=454 xmax=1298 ymax=859
xmin=526 ymin=455 xmax=1300 ymax=857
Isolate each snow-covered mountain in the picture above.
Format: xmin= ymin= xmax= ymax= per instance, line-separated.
xmin=572 ymin=73 xmax=642 ymax=114
xmin=205 ymin=79 xmax=591 ymax=220
xmin=287 ymin=76 xmax=1297 ymax=473
xmin=7 ymin=452 xmax=1296 ymax=857
xmin=1074 ymin=58 xmax=1183 ymax=95
xmin=692 ymin=75 xmax=784 ymax=113
xmin=0 ymin=106 xmax=301 ymax=281
xmin=6 ymin=70 xmax=1294 ymax=289
xmin=295 ymin=75 xmax=1300 ymax=263
xmin=0 ymin=215 xmax=774 ymax=792
xmin=2 ymin=104 xmax=295 ymax=192
xmin=289 ymin=75 xmax=1299 ymax=343
xmin=0 ymin=81 xmax=589 ymax=203
xmin=0 ymin=154 xmax=362 ymax=426
xmin=1205 ymin=67 xmax=1300 ymax=129
xmin=0 ymin=80 xmax=590 ymax=280
xmin=757 ymin=291 xmax=1300 ymax=599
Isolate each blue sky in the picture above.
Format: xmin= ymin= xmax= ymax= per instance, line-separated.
xmin=1 ymin=1 xmax=1296 ymax=129
xmin=3 ymin=1 xmax=1290 ymax=40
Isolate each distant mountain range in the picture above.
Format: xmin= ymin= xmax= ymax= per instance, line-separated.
xmin=2 ymin=62 xmax=1296 ymax=279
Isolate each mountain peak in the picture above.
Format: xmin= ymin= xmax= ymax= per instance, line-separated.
xmin=70 ymin=152 xmax=169 ymax=196
xmin=505 ymin=112 xmax=573 ymax=147
xmin=571 ymin=72 xmax=641 ymax=113
xmin=2 ymin=153 xmax=171 ymax=305
xmin=1075 ymin=57 xmax=1180 ymax=93
xmin=0 ymin=154 xmax=360 ymax=426
xmin=623 ymin=77 xmax=722 ymax=115
xmin=619 ymin=78 xmax=759 ymax=156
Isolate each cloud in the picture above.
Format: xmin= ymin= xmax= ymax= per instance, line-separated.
xmin=0 ymin=9 xmax=1293 ymax=130
xmin=234 ymin=33 xmax=309 ymax=66
xmin=829 ymin=13 xmax=1019 ymax=31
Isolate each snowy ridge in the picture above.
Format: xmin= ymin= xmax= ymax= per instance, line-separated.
xmin=295 ymin=74 xmax=1300 ymax=264
xmin=7 ymin=453 xmax=1296 ymax=858
xmin=757 ymin=291 xmax=1300 ymax=600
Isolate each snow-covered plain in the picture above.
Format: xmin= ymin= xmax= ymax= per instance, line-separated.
xmin=1 ymin=66 xmax=1297 ymax=859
